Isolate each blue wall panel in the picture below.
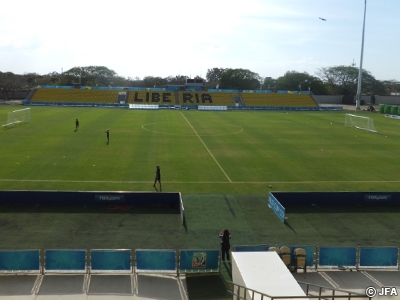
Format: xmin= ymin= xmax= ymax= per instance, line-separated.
xmin=45 ymin=250 xmax=86 ymax=271
xmin=360 ymin=247 xmax=398 ymax=267
xmin=0 ymin=250 xmax=40 ymax=272
xmin=91 ymin=250 xmax=131 ymax=271
xmin=319 ymin=247 xmax=357 ymax=267
xmin=136 ymin=250 xmax=176 ymax=271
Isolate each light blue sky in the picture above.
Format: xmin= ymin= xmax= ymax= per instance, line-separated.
xmin=0 ymin=0 xmax=398 ymax=81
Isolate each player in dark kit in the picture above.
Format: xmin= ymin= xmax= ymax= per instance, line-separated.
xmin=105 ymin=129 xmax=109 ymax=144
xmin=153 ymin=166 xmax=161 ymax=191
xmin=75 ymin=119 xmax=79 ymax=130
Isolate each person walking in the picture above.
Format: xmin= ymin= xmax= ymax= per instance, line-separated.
xmin=219 ymin=229 xmax=231 ymax=262
xmin=75 ymin=119 xmax=79 ymax=130
xmin=153 ymin=166 xmax=161 ymax=191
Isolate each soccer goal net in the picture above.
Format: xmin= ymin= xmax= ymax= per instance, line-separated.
xmin=2 ymin=108 xmax=31 ymax=128
xmin=344 ymin=113 xmax=376 ymax=133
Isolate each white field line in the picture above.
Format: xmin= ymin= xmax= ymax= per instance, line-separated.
xmin=2 ymin=179 xmax=400 ymax=184
xmin=180 ymin=112 xmax=232 ymax=183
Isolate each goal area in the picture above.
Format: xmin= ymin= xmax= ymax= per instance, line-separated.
xmin=344 ymin=113 xmax=376 ymax=133
xmin=2 ymin=108 xmax=31 ymax=128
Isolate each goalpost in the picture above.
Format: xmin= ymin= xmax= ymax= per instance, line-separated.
xmin=344 ymin=113 xmax=376 ymax=133
xmin=2 ymin=108 xmax=31 ymax=128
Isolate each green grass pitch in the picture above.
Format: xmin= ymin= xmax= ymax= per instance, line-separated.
xmin=2 ymin=105 xmax=400 ymax=297
xmin=1 ymin=105 xmax=400 ymax=193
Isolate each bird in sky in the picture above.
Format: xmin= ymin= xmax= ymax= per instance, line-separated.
xmin=319 ymin=17 xmax=327 ymax=21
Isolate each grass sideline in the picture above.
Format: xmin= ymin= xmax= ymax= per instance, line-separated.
xmin=2 ymin=105 xmax=400 ymax=249
xmin=1 ymin=105 xmax=400 ymax=193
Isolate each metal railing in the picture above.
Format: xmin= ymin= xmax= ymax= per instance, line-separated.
xmin=226 ymin=281 xmax=372 ymax=300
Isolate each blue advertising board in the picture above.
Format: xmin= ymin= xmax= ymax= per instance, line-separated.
xmin=359 ymin=247 xmax=398 ymax=268
xmin=95 ymin=194 xmax=125 ymax=203
xmin=136 ymin=250 xmax=176 ymax=272
xmin=0 ymin=250 xmax=40 ymax=272
xmin=318 ymin=246 xmax=357 ymax=267
xmin=45 ymin=249 xmax=86 ymax=272
xmin=268 ymin=193 xmax=285 ymax=223
xmin=90 ymin=249 xmax=131 ymax=272
xmin=179 ymin=250 xmax=219 ymax=272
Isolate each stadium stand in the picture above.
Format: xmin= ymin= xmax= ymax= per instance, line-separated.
xmin=178 ymin=92 xmax=236 ymax=106
xmin=31 ymin=88 xmax=120 ymax=104
xmin=127 ymin=91 xmax=177 ymax=105
xmin=27 ymin=86 xmax=321 ymax=109
xmin=241 ymin=93 xmax=318 ymax=107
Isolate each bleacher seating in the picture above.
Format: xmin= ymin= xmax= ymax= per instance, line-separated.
xmin=241 ymin=93 xmax=318 ymax=107
xmin=127 ymin=91 xmax=176 ymax=105
xmin=29 ymin=87 xmax=319 ymax=109
xmin=31 ymin=88 xmax=120 ymax=103
xmin=178 ymin=92 xmax=235 ymax=106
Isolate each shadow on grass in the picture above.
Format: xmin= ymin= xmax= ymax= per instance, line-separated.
xmin=284 ymin=219 xmax=297 ymax=234
xmin=186 ymin=273 xmax=228 ymax=300
xmin=183 ymin=214 xmax=188 ymax=233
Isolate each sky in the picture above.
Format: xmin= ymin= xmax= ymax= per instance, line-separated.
xmin=0 ymin=0 xmax=399 ymax=81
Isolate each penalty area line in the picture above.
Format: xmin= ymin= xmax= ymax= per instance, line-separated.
xmin=180 ymin=112 xmax=232 ymax=183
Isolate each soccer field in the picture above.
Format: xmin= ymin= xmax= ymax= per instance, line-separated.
xmin=1 ymin=105 xmax=400 ymax=193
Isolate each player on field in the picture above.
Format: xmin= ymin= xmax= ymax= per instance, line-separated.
xmin=105 ymin=129 xmax=109 ymax=144
xmin=75 ymin=119 xmax=79 ymax=130
xmin=153 ymin=165 xmax=161 ymax=191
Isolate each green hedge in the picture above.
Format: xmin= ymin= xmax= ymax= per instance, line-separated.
xmin=391 ymin=106 xmax=399 ymax=116
xmin=379 ymin=104 xmax=385 ymax=113
xmin=384 ymin=105 xmax=392 ymax=114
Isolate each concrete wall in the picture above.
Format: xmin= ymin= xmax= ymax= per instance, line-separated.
xmin=375 ymin=95 xmax=400 ymax=105
xmin=0 ymin=91 xmax=30 ymax=100
xmin=313 ymin=95 xmax=342 ymax=104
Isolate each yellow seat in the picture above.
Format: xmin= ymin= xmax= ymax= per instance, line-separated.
xmin=268 ymin=246 xmax=280 ymax=255
xmin=279 ymin=246 xmax=291 ymax=268
xmin=294 ymin=248 xmax=307 ymax=273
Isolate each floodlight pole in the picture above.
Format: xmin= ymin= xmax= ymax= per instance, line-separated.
xmin=299 ymin=80 xmax=308 ymax=93
xmin=356 ymin=0 xmax=367 ymax=111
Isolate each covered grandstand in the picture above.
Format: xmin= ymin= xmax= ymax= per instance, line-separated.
xmin=27 ymin=85 xmax=327 ymax=111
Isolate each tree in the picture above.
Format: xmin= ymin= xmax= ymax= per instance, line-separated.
xmin=316 ymin=65 xmax=386 ymax=95
xmin=262 ymin=77 xmax=277 ymax=90
xmin=219 ymin=68 xmax=261 ymax=90
xmin=60 ymin=66 xmax=117 ymax=86
xmin=382 ymin=80 xmax=400 ymax=95
xmin=0 ymin=72 xmax=26 ymax=100
xmin=164 ymin=75 xmax=188 ymax=85
xmin=24 ymin=73 xmax=42 ymax=87
xmin=206 ymin=68 xmax=226 ymax=87
xmin=274 ymin=71 xmax=328 ymax=94
xmin=143 ymin=76 xmax=166 ymax=88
